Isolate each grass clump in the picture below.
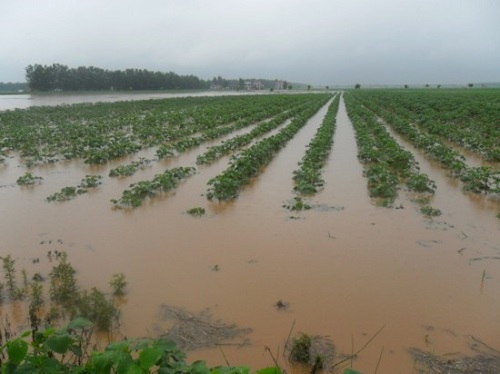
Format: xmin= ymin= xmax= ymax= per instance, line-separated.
xmin=289 ymin=333 xmax=312 ymax=363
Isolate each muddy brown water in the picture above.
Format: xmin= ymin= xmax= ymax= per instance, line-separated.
xmin=0 ymin=94 xmax=499 ymax=372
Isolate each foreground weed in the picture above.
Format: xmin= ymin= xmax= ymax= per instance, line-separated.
xmin=2 ymin=255 xmax=20 ymax=300
xmin=289 ymin=333 xmax=312 ymax=363
xmin=49 ymin=252 xmax=78 ymax=308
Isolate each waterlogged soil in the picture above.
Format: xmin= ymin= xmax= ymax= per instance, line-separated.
xmin=0 ymin=94 xmax=499 ymax=373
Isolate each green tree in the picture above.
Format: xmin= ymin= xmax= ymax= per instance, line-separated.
xmin=354 ymin=83 xmax=361 ymax=89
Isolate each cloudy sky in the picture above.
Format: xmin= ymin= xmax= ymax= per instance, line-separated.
xmin=1 ymin=0 xmax=499 ymax=86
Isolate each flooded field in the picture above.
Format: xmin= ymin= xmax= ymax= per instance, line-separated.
xmin=0 ymin=92 xmax=499 ymax=373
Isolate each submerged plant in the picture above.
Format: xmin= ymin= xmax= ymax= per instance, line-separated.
xmin=2 ymin=255 xmax=18 ymax=299
xmin=16 ymin=172 xmax=43 ymax=186
xmin=109 ymin=158 xmax=152 ymax=177
xmin=77 ymin=288 xmax=119 ymax=331
xmin=47 ymin=175 xmax=102 ymax=202
xmin=49 ymin=252 xmax=78 ymax=308
xmin=282 ymin=197 xmax=312 ymax=211
xmin=109 ymin=273 xmax=127 ymax=296
xmin=186 ymin=207 xmax=206 ymax=216
xmin=420 ymin=206 xmax=442 ymax=218
xmin=112 ymin=166 xmax=196 ymax=208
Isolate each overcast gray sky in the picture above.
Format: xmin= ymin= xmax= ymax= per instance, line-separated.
xmin=1 ymin=0 xmax=499 ymax=86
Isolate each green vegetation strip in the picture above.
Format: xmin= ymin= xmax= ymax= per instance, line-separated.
xmin=350 ymin=90 xmax=500 ymax=195
xmin=109 ymin=157 xmax=153 ymax=177
xmin=47 ymin=175 xmax=102 ymax=202
xmin=293 ymin=94 xmax=340 ymax=194
xmin=350 ymin=89 xmax=500 ymax=161
xmin=112 ymin=166 xmax=196 ymax=207
xmin=196 ymin=96 xmax=326 ymax=165
xmin=0 ymin=94 xmax=322 ymax=166
xmin=207 ymin=95 xmax=332 ymax=200
xmin=344 ymin=93 xmax=436 ymax=205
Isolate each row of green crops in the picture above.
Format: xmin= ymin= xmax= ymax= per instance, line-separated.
xmin=349 ymin=90 xmax=500 ymax=195
xmin=293 ymin=94 xmax=340 ymax=195
xmin=206 ymin=95 xmax=332 ymax=201
xmin=347 ymin=89 xmax=500 ymax=161
xmin=154 ymin=95 xmax=300 ymax=160
xmin=344 ymin=93 xmax=436 ymax=206
xmin=47 ymin=175 xmax=102 ymax=202
xmin=0 ymin=94 xmax=324 ymax=167
xmin=111 ymin=167 xmax=196 ymax=208
xmin=109 ymin=157 xmax=153 ymax=177
xmin=196 ymin=95 xmax=330 ymax=166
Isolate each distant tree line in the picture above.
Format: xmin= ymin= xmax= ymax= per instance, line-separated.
xmin=25 ymin=64 xmax=210 ymax=91
xmin=0 ymin=82 xmax=28 ymax=92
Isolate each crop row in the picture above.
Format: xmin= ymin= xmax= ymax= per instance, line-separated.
xmin=348 ymin=91 xmax=500 ymax=195
xmin=195 ymin=95 xmax=329 ymax=165
xmin=349 ymin=89 xmax=500 ymax=161
xmin=293 ymin=94 xmax=340 ymax=195
xmin=111 ymin=167 xmax=196 ymax=208
xmin=344 ymin=93 xmax=436 ymax=205
xmin=154 ymin=94 xmax=315 ymax=160
xmin=206 ymin=95 xmax=332 ymax=201
xmin=0 ymin=94 xmax=322 ymax=166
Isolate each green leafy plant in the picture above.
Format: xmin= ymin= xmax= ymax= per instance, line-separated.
xmin=0 ymin=320 xmax=282 ymax=374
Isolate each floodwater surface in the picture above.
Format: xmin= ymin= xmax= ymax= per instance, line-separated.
xmin=0 ymin=94 xmax=499 ymax=373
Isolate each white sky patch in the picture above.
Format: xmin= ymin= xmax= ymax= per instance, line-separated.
xmin=1 ymin=0 xmax=499 ymax=85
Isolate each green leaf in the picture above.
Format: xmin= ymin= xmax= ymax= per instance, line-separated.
xmin=40 ymin=357 xmax=61 ymax=372
xmin=125 ymin=363 xmax=142 ymax=374
xmin=256 ymin=367 xmax=281 ymax=374
xmin=45 ymin=333 xmax=73 ymax=354
xmin=343 ymin=369 xmax=363 ymax=374
xmin=7 ymin=338 xmax=28 ymax=365
xmin=189 ymin=360 xmax=210 ymax=374
xmin=89 ymin=353 xmax=113 ymax=373
xmin=139 ymin=347 xmax=162 ymax=370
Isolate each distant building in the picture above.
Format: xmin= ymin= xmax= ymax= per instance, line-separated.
xmin=274 ymin=80 xmax=284 ymax=90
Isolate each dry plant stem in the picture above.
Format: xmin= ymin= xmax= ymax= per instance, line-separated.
xmin=283 ymin=319 xmax=296 ymax=354
xmin=374 ymin=346 xmax=384 ymax=374
xmin=331 ymin=325 xmax=386 ymax=370
xmin=265 ymin=346 xmax=281 ymax=369
xmin=219 ymin=346 xmax=230 ymax=366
